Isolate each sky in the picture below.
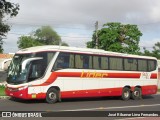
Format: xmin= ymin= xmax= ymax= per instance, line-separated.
xmin=3 ymin=0 xmax=160 ymax=53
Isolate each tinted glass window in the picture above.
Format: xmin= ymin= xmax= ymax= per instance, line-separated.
xmin=101 ymin=56 xmax=109 ymax=70
xmin=148 ymin=60 xmax=156 ymax=71
xmin=75 ymin=54 xmax=92 ymax=69
xmin=54 ymin=53 xmax=71 ymax=70
xmin=124 ymin=58 xmax=137 ymax=71
xmin=93 ymin=56 xmax=108 ymax=70
xmin=109 ymin=57 xmax=123 ymax=70
xmin=28 ymin=60 xmax=44 ymax=81
xmin=7 ymin=52 xmax=55 ymax=84
xmin=138 ymin=59 xmax=147 ymax=71
xmin=28 ymin=52 xmax=55 ymax=81
xmin=93 ymin=56 xmax=101 ymax=69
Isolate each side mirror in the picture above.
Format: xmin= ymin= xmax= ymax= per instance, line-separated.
xmin=21 ymin=57 xmax=43 ymax=72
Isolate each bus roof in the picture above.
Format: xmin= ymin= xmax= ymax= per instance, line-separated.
xmin=17 ymin=45 xmax=157 ymax=60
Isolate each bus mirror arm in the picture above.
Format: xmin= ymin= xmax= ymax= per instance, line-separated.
xmin=21 ymin=57 xmax=43 ymax=72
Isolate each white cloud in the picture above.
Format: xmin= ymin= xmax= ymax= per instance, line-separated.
xmin=3 ymin=34 xmax=19 ymax=53
xmin=149 ymin=1 xmax=160 ymax=22
xmin=8 ymin=0 xmax=160 ymax=26
xmin=61 ymin=33 xmax=91 ymax=47
xmin=150 ymin=7 xmax=160 ymax=21
xmin=139 ymin=38 xmax=160 ymax=51
xmin=3 ymin=0 xmax=160 ymax=53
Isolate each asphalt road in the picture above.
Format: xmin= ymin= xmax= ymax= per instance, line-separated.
xmin=1 ymin=95 xmax=160 ymax=111
xmin=0 ymin=71 xmax=7 ymax=82
xmin=0 ymin=94 xmax=160 ymax=120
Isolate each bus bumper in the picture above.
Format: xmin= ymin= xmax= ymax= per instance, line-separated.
xmin=5 ymin=87 xmax=46 ymax=100
xmin=5 ymin=87 xmax=29 ymax=99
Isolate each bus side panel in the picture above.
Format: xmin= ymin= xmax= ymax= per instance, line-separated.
xmin=141 ymin=85 xmax=157 ymax=95
xmin=61 ymin=87 xmax=123 ymax=98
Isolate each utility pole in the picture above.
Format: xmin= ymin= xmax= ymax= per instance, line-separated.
xmin=59 ymin=38 xmax=62 ymax=46
xmin=95 ymin=21 xmax=98 ymax=49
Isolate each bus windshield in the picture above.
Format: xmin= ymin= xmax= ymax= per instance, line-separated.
xmin=7 ymin=52 xmax=55 ymax=85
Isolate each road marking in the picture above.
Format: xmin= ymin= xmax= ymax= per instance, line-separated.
xmin=116 ymin=117 xmax=146 ymax=120
xmin=56 ymin=103 xmax=160 ymax=111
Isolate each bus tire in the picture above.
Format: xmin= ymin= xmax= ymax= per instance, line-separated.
xmin=121 ymin=87 xmax=131 ymax=100
xmin=46 ymin=88 xmax=59 ymax=104
xmin=131 ymin=87 xmax=142 ymax=100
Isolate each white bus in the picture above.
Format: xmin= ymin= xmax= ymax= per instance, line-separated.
xmin=6 ymin=46 xmax=158 ymax=103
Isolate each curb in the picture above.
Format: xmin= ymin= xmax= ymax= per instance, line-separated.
xmin=0 ymin=96 xmax=10 ymax=99
xmin=0 ymin=82 xmax=6 ymax=86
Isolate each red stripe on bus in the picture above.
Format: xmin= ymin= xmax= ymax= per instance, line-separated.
xmin=6 ymin=85 xmax=157 ymax=100
xmin=34 ymin=72 xmax=158 ymax=87
xmin=60 ymin=85 xmax=157 ymax=98
xmin=56 ymin=72 xmax=141 ymax=78
xmin=33 ymin=85 xmax=157 ymax=99
xmin=150 ymin=73 xmax=157 ymax=79
xmin=61 ymin=87 xmax=122 ymax=98
xmin=105 ymin=73 xmax=141 ymax=78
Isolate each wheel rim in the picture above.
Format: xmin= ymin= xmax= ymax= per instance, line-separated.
xmin=49 ymin=92 xmax=56 ymax=100
xmin=134 ymin=91 xmax=139 ymax=97
xmin=124 ymin=91 xmax=129 ymax=98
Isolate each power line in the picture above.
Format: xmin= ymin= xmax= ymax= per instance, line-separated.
xmin=8 ymin=32 xmax=91 ymax=39
xmin=8 ymin=19 xmax=160 ymax=30
xmin=8 ymin=32 xmax=29 ymax=36
xmin=7 ymin=22 xmax=94 ymax=30
xmin=7 ymin=17 xmax=95 ymax=26
xmin=137 ymin=21 xmax=160 ymax=26
xmin=61 ymin=36 xmax=90 ymax=38
xmin=139 ymin=46 xmax=153 ymax=48
xmin=6 ymin=32 xmax=155 ymax=49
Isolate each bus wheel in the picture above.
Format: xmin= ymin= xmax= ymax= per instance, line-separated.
xmin=46 ymin=88 xmax=59 ymax=104
xmin=121 ymin=87 xmax=131 ymax=100
xmin=131 ymin=87 xmax=142 ymax=100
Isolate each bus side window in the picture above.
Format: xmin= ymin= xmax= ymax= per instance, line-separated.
xmin=101 ymin=56 xmax=109 ymax=70
xmin=124 ymin=58 xmax=137 ymax=71
xmin=53 ymin=53 xmax=70 ymax=70
xmin=148 ymin=60 xmax=156 ymax=71
xmin=69 ymin=54 xmax=74 ymax=68
xmin=109 ymin=57 xmax=123 ymax=70
xmin=28 ymin=60 xmax=44 ymax=81
xmin=82 ymin=55 xmax=89 ymax=69
xmin=75 ymin=54 xmax=92 ymax=69
xmin=138 ymin=59 xmax=147 ymax=71
xmin=93 ymin=56 xmax=101 ymax=69
xmin=75 ymin=54 xmax=83 ymax=69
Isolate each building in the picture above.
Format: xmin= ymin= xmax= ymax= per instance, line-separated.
xmin=0 ymin=53 xmax=14 ymax=71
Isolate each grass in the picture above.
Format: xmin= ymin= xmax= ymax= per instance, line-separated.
xmin=158 ymin=89 xmax=160 ymax=92
xmin=0 ymin=85 xmax=6 ymax=96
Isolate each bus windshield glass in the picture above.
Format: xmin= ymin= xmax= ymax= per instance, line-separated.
xmin=7 ymin=52 xmax=55 ymax=84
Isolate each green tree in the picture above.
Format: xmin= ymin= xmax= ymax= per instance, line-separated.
xmin=142 ymin=42 xmax=160 ymax=59
xmin=17 ymin=26 xmax=68 ymax=49
xmin=34 ymin=26 xmax=61 ymax=45
xmin=152 ymin=42 xmax=160 ymax=59
xmin=87 ymin=22 xmax=142 ymax=54
xmin=142 ymin=47 xmax=153 ymax=56
xmin=0 ymin=0 xmax=19 ymax=53
xmin=17 ymin=36 xmax=43 ymax=49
